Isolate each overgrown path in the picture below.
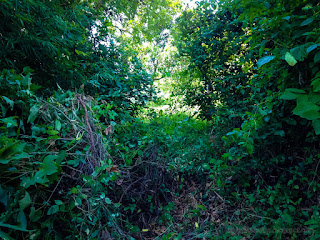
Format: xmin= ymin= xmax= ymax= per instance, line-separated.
xmin=1 ymin=0 xmax=320 ymax=239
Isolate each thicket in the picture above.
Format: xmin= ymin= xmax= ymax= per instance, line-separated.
xmin=0 ymin=0 xmax=320 ymax=239
xmin=169 ymin=0 xmax=320 ymax=238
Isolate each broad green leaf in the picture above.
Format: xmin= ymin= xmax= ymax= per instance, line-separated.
xmin=17 ymin=211 xmax=27 ymax=229
xmin=22 ymin=66 xmax=34 ymax=75
xmin=312 ymin=119 xmax=320 ymax=135
xmin=280 ymin=92 xmax=299 ymax=100
xmin=75 ymin=197 xmax=82 ymax=206
xmin=11 ymin=152 xmax=28 ymax=160
xmin=256 ymin=56 xmax=275 ymax=68
xmin=21 ymin=73 xmax=32 ymax=88
xmin=1 ymin=96 xmax=14 ymax=110
xmin=246 ymin=143 xmax=254 ymax=154
xmin=34 ymin=169 xmax=49 ymax=184
xmin=301 ymin=110 xmax=320 ymax=120
xmin=55 ymin=119 xmax=62 ymax=131
xmin=285 ymin=88 xmax=306 ymax=94
xmin=311 ymin=79 xmax=320 ymax=92
xmin=300 ymin=18 xmax=313 ymax=26
xmin=54 ymin=200 xmax=63 ymax=205
xmin=0 ymin=137 xmax=26 ymax=163
xmin=314 ymin=51 xmax=320 ymax=63
xmin=290 ymin=46 xmax=306 ymax=61
xmin=56 ymin=150 xmax=66 ymax=164
xmin=47 ymin=205 xmax=59 ymax=215
xmin=42 ymin=155 xmax=58 ymax=175
xmin=293 ymin=96 xmax=320 ymax=116
xmin=27 ymin=105 xmax=39 ymax=123
xmin=70 ymin=187 xmax=78 ymax=194
xmin=19 ymin=192 xmax=31 ymax=210
xmin=309 ymin=92 xmax=320 ymax=104
xmin=280 ymin=88 xmax=306 ymax=100
xmin=29 ymin=207 xmax=42 ymax=222
xmin=0 ymin=158 xmax=11 ymax=164
xmin=285 ymin=52 xmax=297 ymax=66
xmin=0 ymin=117 xmax=18 ymax=128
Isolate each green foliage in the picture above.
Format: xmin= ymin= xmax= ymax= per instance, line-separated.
xmin=169 ymin=0 xmax=320 ymax=238
xmin=173 ymin=1 xmax=252 ymax=119
xmin=0 ymin=70 xmax=129 ymax=239
xmin=1 ymin=0 xmax=320 ymax=239
xmin=0 ymin=0 xmax=155 ymax=114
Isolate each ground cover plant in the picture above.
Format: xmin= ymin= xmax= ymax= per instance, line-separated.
xmin=0 ymin=0 xmax=320 ymax=239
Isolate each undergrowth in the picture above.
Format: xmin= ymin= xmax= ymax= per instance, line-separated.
xmin=1 ymin=0 xmax=320 ymax=239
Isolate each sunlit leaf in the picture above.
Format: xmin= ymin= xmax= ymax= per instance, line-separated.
xmin=256 ymin=56 xmax=275 ymax=68
xmin=285 ymin=52 xmax=297 ymax=66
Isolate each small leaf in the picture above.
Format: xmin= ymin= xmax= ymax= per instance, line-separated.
xmin=42 ymin=155 xmax=58 ymax=175
xmin=27 ymin=105 xmax=39 ymax=123
xmin=285 ymin=52 xmax=297 ymax=66
xmin=75 ymin=197 xmax=82 ymax=206
xmin=17 ymin=211 xmax=27 ymax=229
xmin=47 ymin=205 xmax=59 ymax=215
xmin=55 ymin=120 xmax=62 ymax=131
xmin=70 ymin=187 xmax=78 ymax=194
xmin=54 ymin=200 xmax=63 ymax=205
xmin=1 ymin=96 xmax=14 ymax=110
xmin=307 ymin=44 xmax=319 ymax=53
xmin=75 ymin=49 xmax=86 ymax=56
xmin=19 ymin=192 xmax=31 ymax=210
xmin=142 ymin=229 xmax=149 ymax=232
xmin=301 ymin=18 xmax=313 ymax=26
xmin=195 ymin=222 xmax=199 ymax=228
xmin=46 ymin=130 xmax=59 ymax=135
xmin=105 ymin=197 xmax=112 ymax=204
xmin=257 ymin=56 xmax=275 ymax=68
xmin=22 ymin=66 xmax=34 ymax=75
xmin=302 ymin=4 xmax=312 ymax=10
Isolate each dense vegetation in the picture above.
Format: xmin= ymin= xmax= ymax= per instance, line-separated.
xmin=0 ymin=0 xmax=319 ymax=239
